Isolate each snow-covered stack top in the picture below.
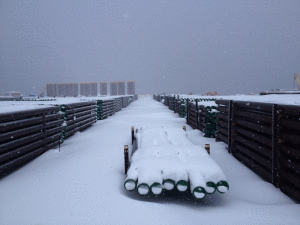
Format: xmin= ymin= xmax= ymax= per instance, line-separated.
xmin=178 ymin=94 xmax=300 ymax=106
xmin=131 ymin=125 xmax=226 ymax=184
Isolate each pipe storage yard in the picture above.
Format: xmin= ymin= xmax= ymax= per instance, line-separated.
xmin=0 ymin=95 xmax=300 ymax=224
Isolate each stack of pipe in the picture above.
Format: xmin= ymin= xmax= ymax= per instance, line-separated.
xmin=0 ymin=107 xmax=64 ymax=177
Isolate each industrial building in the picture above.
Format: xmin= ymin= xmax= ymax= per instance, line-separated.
xmin=90 ymin=82 xmax=98 ymax=96
xmin=58 ymin=83 xmax=67 ymax=97
xmin=5 ymin=91 xmax=22 ymax=97
xmin=204 ymin=91 xmax=218 ymax=96
xmin=57 ymin=83 xmax=78 ymax=97
xmin=110 ymin=82 xmax=117 ymax=96
xmin=100 ymin=82 xmax=107 ymax=95
xmin=117 ymin=81 xmax=125 ymax=95
xmin=80 ymin=83 xmax=90 ymax=96
xmin=45 ymin=80 xmax=135 ymax=97
xmin=127 ymin=81 xmax=135 ymax=95
xmin=66 ymin=83 xmax=78 ymax=97
xmin=73 ymin=83 xmax=79 ymax=96
xmin=80 ymin=82 xmax=97 ymax=96
xmin=46 ymin=83 xmax=57 ymax=97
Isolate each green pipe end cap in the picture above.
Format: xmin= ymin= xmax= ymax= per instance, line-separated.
xmin=192 ymin=187 xmax=206 ymax=199
xmin=150 ymin=182 xmax=163 ymax=195
xmin=124 ymin=179 xmax=137 ymax=191
xmin=216 ymin=181 xmax=229 ymax=193
xmin=163 ymin=179 xmax=175 ymax=191
xmin=176 ymin=180 xmax=188 ymax=192
xmin=206 ymin=181 xmax=217 ymax=194
xmin=138 ymin=183 xmax=150 ymax=196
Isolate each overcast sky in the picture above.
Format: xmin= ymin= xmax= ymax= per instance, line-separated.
xmin=1 ymin=0 xmax=299 ymax=96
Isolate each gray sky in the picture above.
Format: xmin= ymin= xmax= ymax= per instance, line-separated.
xmin=1 ymin=0 xmax=300 ymax=96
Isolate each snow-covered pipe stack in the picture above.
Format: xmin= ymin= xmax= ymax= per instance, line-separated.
xmin=133 ymin=94 xmax=138 ymax=101
xmin=124 ymin=125 xmax=229 ymax=199
xmin=197 ymin=102 xmax=218 ymax=138
xmin=96 ymin=99 xmax=116 ymax=120
xmin=59 ymin=101 xmax=97 ymax=140
xmin=184 ymin=99 xmax=218 ymax=138
xmin=187 ymin=101 xmax=198 ymax=129
xmin=215 ymin=99 xmax=230 ymax=145
xmin=215 ymin=99 xmax=300 ymax=202
xmin=114 ymin=98 xmax=122 ymax=113
xmin=168 ymin=96 xmax=175 ymax=111
xmin=121 ymin=96 xmax=134 ymax=108
xmin=276 ymin=104 xmax=300 ymax=202
xmin=178 ymin=99 xmax=186 ymax=118
xmin=0 ymin=107 xmax=64 ymax=177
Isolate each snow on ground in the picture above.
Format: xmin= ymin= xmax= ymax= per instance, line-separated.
xmin=0 ymin=96 xmax=299 ymax=225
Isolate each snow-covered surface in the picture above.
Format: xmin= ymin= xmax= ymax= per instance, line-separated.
xmin=178 ymin=94 xmax=300 ymax=105
xmin=0 ymin=96 xmax=299 ymax=224
xmin=190 ymin=100 xmax=218 ymax=108
xmin=1 ymin=94 xmax=299 ymax=114
xmin=0 ymin=96 xmax=126 ymax=113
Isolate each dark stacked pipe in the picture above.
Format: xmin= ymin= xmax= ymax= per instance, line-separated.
xmin=197 ymin=104 xmax=218 ymax=138
xmin=115 ymin=98 xmax=122 ymax=112
xmin=0 ymin=96 xmax=137 ymax=179
xmin=276 ymin=104 xmax=300 ymax=202
xmin=121 ymin=96 xmax=134 ymax=108
xmin=215 ymin=100 xmax=300 ymax=202
xmin=0 ymin=107 xmax=64 ymax=177
xmin=215 ymin=100 xmax=231 ymax=145
xmin=178 ymin=99 xmax=186 ymax=118
xmin=96 ymin=99 xmax=115 ymax=120
xmin=187 ymin=101 xmax=198 ymax=129
xmin=60 ymin=101 xmax=97 ymax=139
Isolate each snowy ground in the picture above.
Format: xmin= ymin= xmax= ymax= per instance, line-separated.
xmin=0 ymin=96 xmax=299 ymax=225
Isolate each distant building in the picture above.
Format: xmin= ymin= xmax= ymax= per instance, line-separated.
xmin=204 ymin=91 xmax=218 ymax=96
xmin=80 ymin=82 xmax=91 ymax=96
xmin=117 ymin=81 xmax=125 ymax=95
xmin=66 ymin=83 xmax=78 ymax=97
xmin=80 ymin=83 xmax=85 ymax=96
xmin=90 ymin=82 xmax=97 ymax=96
xmin=5 ymin=91 xmax=22 ymax=97
xmin=110 ymin=81 xmax=117 ymax=96
xmin=127 ymin=81 xmax=135 ymax=95
xmin=46 ymin=83 xmax=57 ymax=97
xmin=66 ymin=83 xmax=72 ymax=97
xmin=100 ymin=82 xmax=107 ymax=95
xmin=73 ymin=83 xmax=79 ymax=96
xmin=58 ymin=83 xmax=67 ymax=97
